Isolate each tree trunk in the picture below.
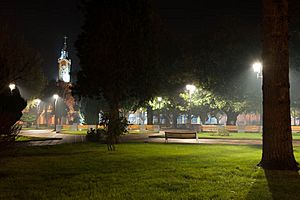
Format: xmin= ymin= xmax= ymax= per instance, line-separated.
xmin=226 ymin=111 xmax=239 ymax=125
xmin=199 ymin=111 xmax=207 ymax=125
xmin=171 ymin=112 xmax=178 ymax=128
xmin=147 ymin=105 xmax=153 ymax=125
xmin=259 ymin=0 xmax=298 ymax=170
xmin=107 ymin=103 xmax=119 ymax=151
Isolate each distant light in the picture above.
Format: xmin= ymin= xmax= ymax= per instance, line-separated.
xmin=253 ymin=62 xmax=262 ymax=73
xmin=53 ymin=94 xmax=59 ymax=100
xmin=34 ymin=99 xmax=41 ymax=105
xmin=9 ymin=83 xmax=16 ymax=91
xmin=186 ymin=84 xmax=196 ymax=94
xmin=157 ymin=97 xmax=162 ymax=102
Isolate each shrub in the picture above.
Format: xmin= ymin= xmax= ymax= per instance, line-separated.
xmin=86 ymin=128 xmax=106 ymax=142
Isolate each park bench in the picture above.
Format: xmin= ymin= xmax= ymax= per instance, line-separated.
xmin=164 ymin=131 xmax=199 ymax=143
xmin=225 ymin=125 xmax=238 ymax=132
xmin=201 ymin=125 xmax=219 ymax=132
xmin=292 ymin=126 xmax=300 ymax=133
xmin=244 ymin=125 xmax=261 ymax=133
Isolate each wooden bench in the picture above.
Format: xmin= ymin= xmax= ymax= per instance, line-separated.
xmin=201 ymin=125 xmax=219 ymax=132
xmin=245 ymin=125 xmax=261 ymax=133
xmin=164 ymin=131 xmax=198 ymax=143
xmin=292 ymin=126 xmax=300 ymax=133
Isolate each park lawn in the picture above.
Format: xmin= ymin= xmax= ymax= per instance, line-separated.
xmin=198 ymin=132 xmax=300 ymax=140
xmin=60 ymin=129 xmax=88 ymax=135
xmin=128 ymin=130 xmax=159 ymax=134
xmin=16 ymin=136 xmax=52 ymax=142
xmin=1 ymin=143 xmax=300 ymax=199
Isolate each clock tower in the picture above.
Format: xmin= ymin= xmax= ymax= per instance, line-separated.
xmin=58 ymin=36 xmax=71 ymax=83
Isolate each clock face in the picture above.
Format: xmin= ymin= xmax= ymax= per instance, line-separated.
xmin=60 ymin=65 xmax=70 ymax=82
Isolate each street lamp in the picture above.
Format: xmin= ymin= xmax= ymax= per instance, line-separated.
xmin=252 ymin=61 xmax=262 ymax=79
xmin=186 ymin=84 xmax=196 ymax=127
xmin=9 ymin=83 xmax=16 ymax=91
xmin=157 ymin=97 xmax=162 ymax=125
xmin=252 ymin=61 xmax=263 ymax=127
xmin=34 ymin=99 xmax=41 ymax=129
xmin=53 ymin=94 xmax=59 ymax=131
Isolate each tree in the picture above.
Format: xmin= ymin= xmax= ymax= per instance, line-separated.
xmin=76 ymin=0 xmax=175 ymax=150
xmin=259 ymin=0 xmax=298 ymax=170
xmin=0 ymin=23 xmax=45 ymax=97
xmin=0 ymin=88 xmax=27 ymax=147
xmin=0 ymin=22 xmax=43 ymax=145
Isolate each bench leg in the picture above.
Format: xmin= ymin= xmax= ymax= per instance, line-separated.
xmin=196 ymin=134 xmax=199 ymax=143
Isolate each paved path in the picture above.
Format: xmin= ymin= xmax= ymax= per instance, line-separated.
xmin=20 ymin=129 xmax=86 ymax=146
xmin=20 ymin=129 xmax=300 ymax=146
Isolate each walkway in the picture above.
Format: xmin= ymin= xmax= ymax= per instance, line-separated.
xmin=20 ymin=129 xmax=86 ymax=146
xmin=20 ymin=129 xmax=300 ymax=146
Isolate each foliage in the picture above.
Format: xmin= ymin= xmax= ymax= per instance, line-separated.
xmin=0 ymin=88 xmax=27 ymax=147
xmin=0 ymin=22 xmax=45 ymax=98
xmin=76 ymin=0 xmax=179 ymax=149
xmin=86 ymin=128 xmax=105 ymax=142
xmin=80 ymin=97 xmax=108 ymax=125
xmin=99 ymin=112 xmax=128 ymax=150
xmin=20 ymin=113 xmax=36 ymax=127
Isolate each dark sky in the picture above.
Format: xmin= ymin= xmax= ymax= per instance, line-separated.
xmin=0 ymin=0 xmax=261 ymax=80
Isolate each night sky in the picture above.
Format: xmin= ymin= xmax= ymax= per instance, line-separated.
xmin=0 ymin=0 xmax=261 ymax=80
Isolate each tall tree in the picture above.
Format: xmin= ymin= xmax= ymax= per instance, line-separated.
xmin=76 ymin=0 xmax=175 ymax=150
xmin=259 ymin=0 xmax=298 ymax=170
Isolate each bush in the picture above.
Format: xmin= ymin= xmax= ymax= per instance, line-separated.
xmin=86 ymin=128 xmax=106 ymax=142
xmin=0 ymin=88 xmax=27 ymax=149
xmin=0 ymin=124 xmax=22 ymax=148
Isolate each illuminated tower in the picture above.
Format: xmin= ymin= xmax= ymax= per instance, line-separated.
xmin=56 ymin=36 xmax=77 ymax=125
xmin=58 ymin=36 xmax=71 ymax=83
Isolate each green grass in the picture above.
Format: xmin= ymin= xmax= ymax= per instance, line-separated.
xmin=60 ymin=129 xmax=88 ymax=135
xmin=198 ymin=132 xmax=300 ymax=140
xmin=128 ymin=130 xmax=159 ymax=134
xmin=1 ymin=143 xmax=300 ymax=199
xmin=15 ymin=136 xmax=52 ymax=142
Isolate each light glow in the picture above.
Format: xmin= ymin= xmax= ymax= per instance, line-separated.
xmin=186 ymin=84 xmax=196 ymax=94
xmin=53 ymin=94 xmax=59 ymax=100
xmin=253 ymin=62 xmax=262 ymax=73
xmin=34 ymin=99 xmax=41 ymax=105
xmin=9 ymin=83 xmax=16 ymax=91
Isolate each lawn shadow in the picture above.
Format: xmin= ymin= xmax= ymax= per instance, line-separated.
xmin=246 ymin=169 xmax=300 ymax=200
xmin=264 ymin=169 xmax=300 ymax=200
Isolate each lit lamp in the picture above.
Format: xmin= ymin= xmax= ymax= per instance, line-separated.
xmin=252 ymin=61 xmax=262 ymax=79
xmin=53 ymin=94 xmax=59 ymax=131
xmin=252 ymin=61 xmax=263 ymax=127
xmin=34 ymin=99 xmax=41 ymax=129
xmin=9 ymin=83 xmax=16 ymax=91
xmin=157 ymin=97 xmax=162 ymax=125
xmin=186 ymin=84 xmax=196 ymax=127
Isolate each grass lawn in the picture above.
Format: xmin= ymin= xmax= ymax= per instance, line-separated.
xmin=60 ymin=129 xmax=88 ymax=135
xmin=128 ymin=130 xmax=159 ymax=134
xmin=16 ymin=136 xmax=53 ymax=142
xmin=1 ymin=143 xmax=300 ymax=199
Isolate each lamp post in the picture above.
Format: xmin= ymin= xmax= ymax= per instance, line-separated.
xmin=34 ymin=99 xmax=41 ymax=129
xmin=185 ymin=84 xmax=196 ymax=127
xmin=157 ymin=97 xmax=162 ymax=125
xmin=9 ymin=83 xmax=16 ymax=92
xmin=53 ymin=94 xmax=59 ymax=131
xmin=252 ymin=61 xmax=263 ymax=127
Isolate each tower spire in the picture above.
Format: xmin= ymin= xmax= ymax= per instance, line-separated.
xmin=63 ymin=35 xmax=68 ymax=51
xmin=60 ymin=35 xmax=69 ymax=59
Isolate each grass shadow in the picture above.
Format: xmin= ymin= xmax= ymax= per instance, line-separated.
xmin=245 ymin=169 xmax=300 ymax=200
xmin=264 ymin=169 xmax=300 ymax=200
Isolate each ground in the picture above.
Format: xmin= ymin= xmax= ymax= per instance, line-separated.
xmin=1 ymin=143 xmax=300 ymax=199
